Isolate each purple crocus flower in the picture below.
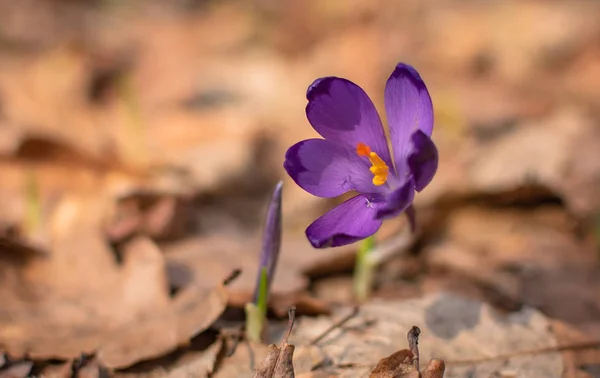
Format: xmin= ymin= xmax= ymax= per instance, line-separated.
xmin=284 ymin=63 xmax=438 ymax=248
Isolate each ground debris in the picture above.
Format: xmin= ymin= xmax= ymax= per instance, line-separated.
xmin=369 ymin=326 xmax=445 ymax=378
xmin=253 ymin=308 xmax=297 ymax=378
xmin=291 ymin=293 xmax=563 ymax=377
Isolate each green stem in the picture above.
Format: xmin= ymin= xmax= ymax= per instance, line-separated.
xmin=245 ymin=267 xmax=269 ymax=342
xmin=353 ymin=235 xmax=376 ymax=302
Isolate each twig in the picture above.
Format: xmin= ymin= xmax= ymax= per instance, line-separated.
xmin=282 ymin=307 xmax=296 ymax=345
xmin=223 ymin=268 xmax=242 ymax=286
xmin=224 ymin=325 xmax=245 ymax=357
xmin=310 ymin=306 xmax=360 ymax=345
xmin=407 ymin=326 xmax=421 ymax=371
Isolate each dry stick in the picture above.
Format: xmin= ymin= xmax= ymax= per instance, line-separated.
xmin=223 ymin=268 xmax=242 ymax=286
xmin=407 ymin=326 xmax=421 ymax=371
xmin=283 ymin=307 xmax=297 ymax=345
xmin=310 ymin=306 xmax=360 ymax=345
xmin=225 ymin=325 xmax=245 ymax=357
xmin=446 ymin=340 xmax=600 ymax=365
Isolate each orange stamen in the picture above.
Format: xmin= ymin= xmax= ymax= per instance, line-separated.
xmin=355 ymin=143 xmax=389 ymax=186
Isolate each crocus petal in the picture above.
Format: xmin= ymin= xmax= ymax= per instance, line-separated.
xmin=306 ymin=77 xmax=393 ymax=168
xmin=375 ymin=180 xmax=415 ymax=220
xmin=384 ymin=63 xmax=434 ymax=175
xmin=306 ymin=194 xmax=383 ymax=248
xmin=408 ymin=130 xmax=438 ymax=192
xmin=284 ymin=138 xmax=384 ymax=198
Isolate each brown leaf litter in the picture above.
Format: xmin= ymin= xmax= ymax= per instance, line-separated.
xmin=290 ymin=292 xmax=563 ymax=377
xmin=0 ymin=0 xmax=599 ymax=376
xmin=423 ymin=206 xmax=600 ymax=329
xmin=0 ymin=194 xmax=231 ymax=369
xmin=252 ymin=308 xmax=297 ymax=378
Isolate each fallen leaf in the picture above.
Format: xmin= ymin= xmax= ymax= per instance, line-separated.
xmin=370 ymin=326 xmax=445 ymax=378
xmin=423 ymin=206 xmax=600 ymax=326
xmin=0 ymin=361 xmax=33 ymax=378
xmin=422 ymin=359 xmax=445 ymax=378
xmin=37 ymin=360 xmax=72 ymax=378
xmin=370 ymin=348 xmax=417 ymax=378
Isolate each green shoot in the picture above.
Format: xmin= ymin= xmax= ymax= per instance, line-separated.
xmin=245 ymin=267 xmax=269 ymax=342
xmin=353 ymin=235 xmax=376 ymax=302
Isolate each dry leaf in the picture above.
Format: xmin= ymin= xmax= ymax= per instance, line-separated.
xmin=37 ymin=360 xmax=73 ymax=378
xmin=0 ymin=361 xmax=33 ymax=378
xmin=370 ymin=349 xmax=418 ymax=378
xmin=370 ymin=326 xmax=445 ymax=378
xmin=422 ymin=360 xmax=445 ymax=378
xmin=424 ymin=206 xmax=600 ymax=326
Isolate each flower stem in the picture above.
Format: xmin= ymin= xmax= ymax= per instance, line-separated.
xmin=353 ymin=235 xmax=376 ymax=302
xmin=245 ymin=267 xmax=269 ymax=342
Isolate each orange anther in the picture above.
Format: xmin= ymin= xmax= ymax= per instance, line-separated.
xmin=356 ymin=142 xmax=371 ymax=157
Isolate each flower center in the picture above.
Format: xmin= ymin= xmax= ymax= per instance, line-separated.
xmin=356 ymin=142 xmax=389 ymax=186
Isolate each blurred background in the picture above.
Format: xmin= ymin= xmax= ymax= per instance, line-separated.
xmin=0 ymin=0 xmax=599 ymax=375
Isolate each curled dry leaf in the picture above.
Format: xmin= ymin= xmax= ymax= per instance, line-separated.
xmin=369 ymin=349 xmax=418 ymax=378
xmin=0 ymin=361 xmax=33 ymax=378
xmin=37 ymin=360 xmax=73 ymax=378
xmin=422 ymin=359 xmax=446 ymax=378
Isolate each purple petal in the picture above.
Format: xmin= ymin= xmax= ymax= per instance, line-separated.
xmin=306 ymin=195 xmax=383 ymax=248
xmin=306 ymin=77 xmax=393 ymax=168
xmin=408 ymin=130 xmax=438 ymax=192
xmin=384 ymin=63 xmax=434 ymax=175
xmin=375 ymin=181 xmax=415 ymax=220
xmin=284 ymin=138 xmax=384 ymax=198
